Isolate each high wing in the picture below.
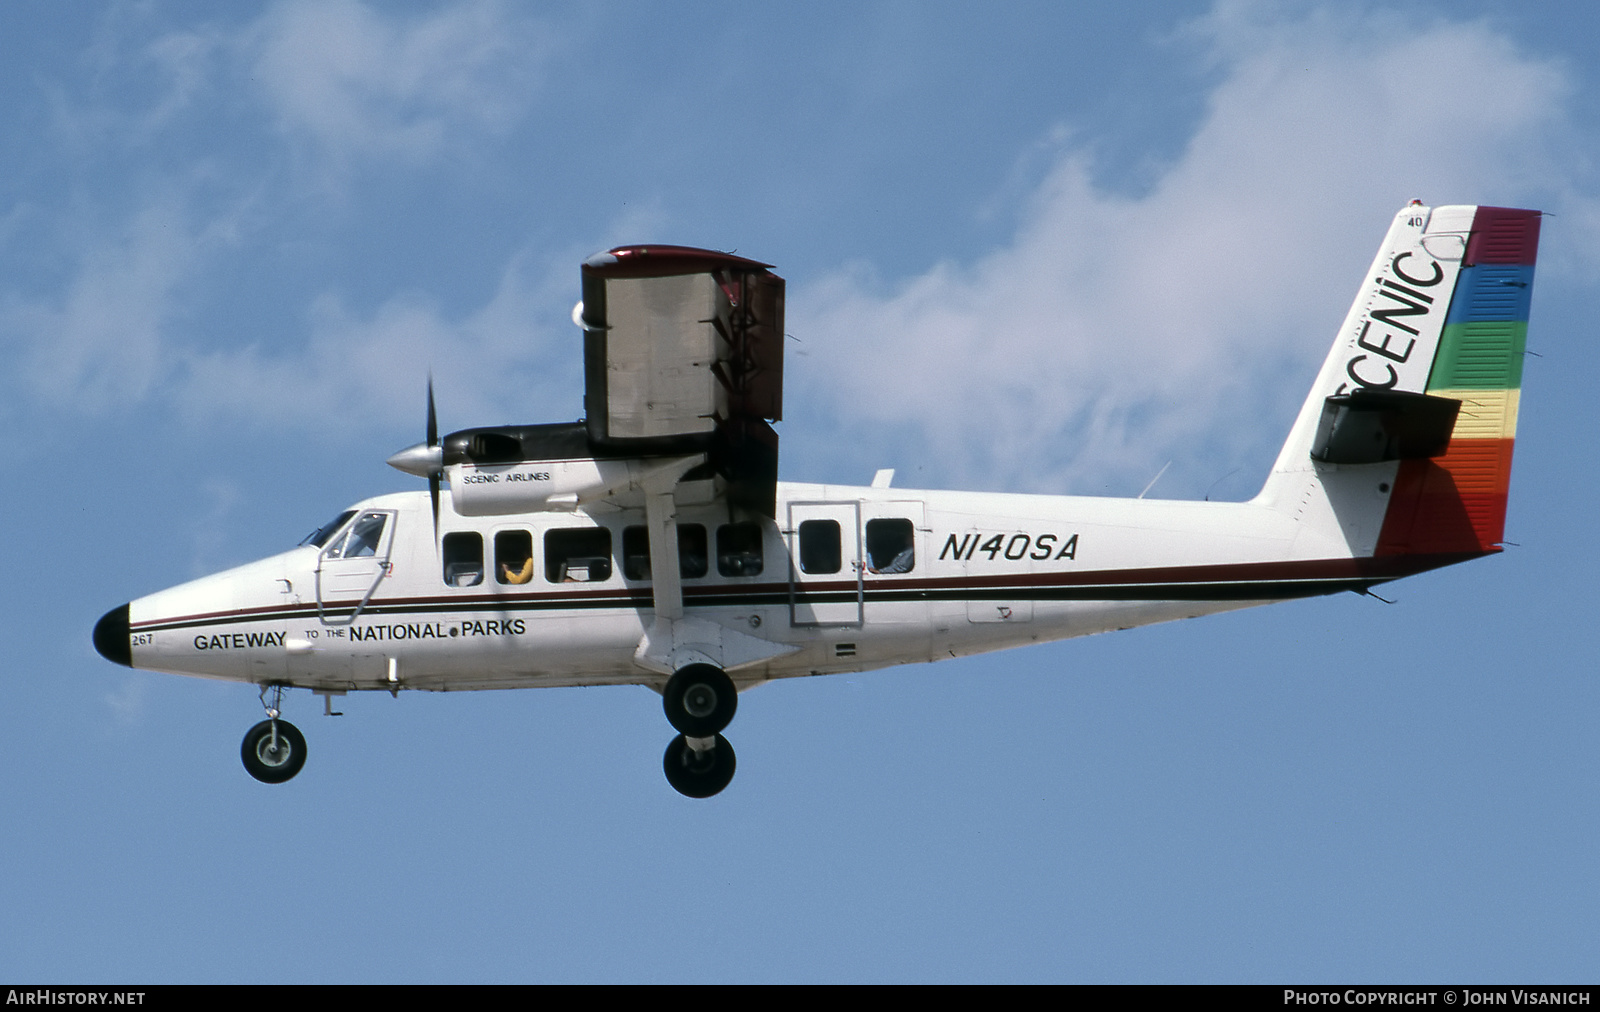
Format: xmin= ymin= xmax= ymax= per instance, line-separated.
xmin=389 ymin=245 xmax=785 ymax=519
xmin=578 ymin=245 xmax=784 ymax=518
xmin=386 ymin=245 xmax=793 ymax=674
xmin=573 ymin=246 xmax=789 ymax=669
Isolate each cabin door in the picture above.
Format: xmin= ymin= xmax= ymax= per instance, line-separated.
xmin=787 ymin=501 xmax=863 ymax=627
xmin=314 ymin=508 xmax=396 ymax=625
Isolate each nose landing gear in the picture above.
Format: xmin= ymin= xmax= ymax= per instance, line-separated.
xmin=241 ymin=684 xmax=307 ymax=784
xmin=661 ymin=665 xmax=739 ymax=798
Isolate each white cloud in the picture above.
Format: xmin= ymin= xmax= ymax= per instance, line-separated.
xmin=8 ymin=2 xmax=1591 ymax=500
xmin=173 ymin=251 xmax=582 ymax=439
xmin=790 ymin=5 xmax=1579 ymax=498
xmin=3 ymin=0 xmax=556 ymax=432
xmin=9 ymin=204 xmax=202 ymax=410
xmin=250 ymin=0 xmax=542 ymax=165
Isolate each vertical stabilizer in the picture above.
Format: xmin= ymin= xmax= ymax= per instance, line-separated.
xmin=1257 ymin=203 xmax=1540 ymax=561
xmin=1375 ymin=207 xmax=1538 ymax=554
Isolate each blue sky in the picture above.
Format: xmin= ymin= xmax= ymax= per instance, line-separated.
xmin=3 ymin=0 xmax=1597 ymax=982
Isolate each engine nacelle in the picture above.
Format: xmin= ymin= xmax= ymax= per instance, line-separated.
xmin=446 ymin=455 xmax=703 ymax=516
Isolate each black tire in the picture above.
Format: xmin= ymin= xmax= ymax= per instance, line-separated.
xmin=241 ymin=719 xmax=307 ymax=784
xmin=662 ymin=733 xmax=736 ymax=799
xmin=662 ymin=663 xmax=738 ymax=737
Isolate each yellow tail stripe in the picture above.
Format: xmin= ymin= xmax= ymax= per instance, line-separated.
xmin=1429 ymin=388 xmax=1520 ymax=441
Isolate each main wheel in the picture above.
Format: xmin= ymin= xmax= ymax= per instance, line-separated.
xmin=241 ymin=719 xmax=307 ymax=784
xmin=662 ymin=663 xmax=737 ymax=737
xmin=663 ymin=734 xmax=736 ymax=798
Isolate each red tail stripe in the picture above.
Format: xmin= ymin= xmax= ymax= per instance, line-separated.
xmin=1465 ymin=207 xmax=1542 ymax=266
xmin=1376 ymin=439 xmax=1514 ymax=555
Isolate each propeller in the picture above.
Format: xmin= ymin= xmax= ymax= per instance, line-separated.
xmin=426 ymin=375 xmax=440 ymax=541
xmin=386 ymin=374 xmax=447 ymax=544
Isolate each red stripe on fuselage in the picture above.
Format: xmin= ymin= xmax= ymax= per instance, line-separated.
xmin=129 ymin=552 xmax=1488 ymax=633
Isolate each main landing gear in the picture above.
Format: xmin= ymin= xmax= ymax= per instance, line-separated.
xmin=233 ymin=672 xmax=741 ymax=794
xmin=661 ymin=664 xmax=738 ymax=798
xmin=241 ymin=684 xmax=306 ymax=784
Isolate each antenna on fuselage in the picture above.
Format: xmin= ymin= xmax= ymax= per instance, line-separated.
xmin=1202 ymin=467 xmax=1243 ymax=502
xmin=1137 ymin=461 xmax=1171 ymax=500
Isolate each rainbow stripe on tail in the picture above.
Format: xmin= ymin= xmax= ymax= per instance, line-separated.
xmin=1375 ymin=207 xmax=1540 ymax=556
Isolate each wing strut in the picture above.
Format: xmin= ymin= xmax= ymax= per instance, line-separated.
xmin=633 ymin=458 xmax=799 ymax=678
xmin=640 ymin=458 xmax=701 ymax=622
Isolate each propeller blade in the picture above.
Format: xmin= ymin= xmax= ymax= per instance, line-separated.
xmin=426 ymin=374 xmax=438 ymax=449
xmin=386 ymin=375 xmax=447 ymax=553
xmin=427 ymin=376 xmax=441 ymax=550
xmin=429 ymin=472 xmax=441 ymax=544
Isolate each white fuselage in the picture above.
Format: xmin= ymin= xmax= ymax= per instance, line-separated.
xmin=123 ymin=476 xmax=1415 ymax=694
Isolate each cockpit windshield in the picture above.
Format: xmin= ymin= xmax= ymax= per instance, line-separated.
xmin=300 ymin=509 xmax=357 ymax=548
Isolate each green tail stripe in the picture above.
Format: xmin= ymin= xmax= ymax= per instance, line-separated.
xmin=1428 ymin=321 xmax=1526 ymax=391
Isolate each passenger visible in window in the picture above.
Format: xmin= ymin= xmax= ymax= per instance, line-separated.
xmin=496 ymin=530 xmax=534 ymax=585
xmin=866 ymin=518 xmax=915 ymax=574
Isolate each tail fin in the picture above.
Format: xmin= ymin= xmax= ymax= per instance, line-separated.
xmin=1257 ymin=203 xmax=1540 ymax=561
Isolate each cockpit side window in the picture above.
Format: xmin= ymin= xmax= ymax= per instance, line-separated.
xmin=301 ymin=510 xmax=357 ymax=548
xmin=324 ymin=512 xmax=388 ymax=559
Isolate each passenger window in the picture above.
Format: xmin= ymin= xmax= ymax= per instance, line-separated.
xmin=866 ymin=518 xmax=915 ymax=574
xmin=622 ymin=526 xmax=650 ymax=581
xmin=496 ymin=530 xmax=534 ymax=585
xmin=679 ymin=524 xmax=708 ymax=578
xmin=442 ymin=532 xmax=484 ymax=587
xmin=622 ymin=524 xmax=709 ymax=581
xmin=326 ymin=512 xmax=387 ymax=559
xmin=717 ymin=522 xmax=764 ymax=577
xmin=546 ymin=528 xmax=612 ymax=583
xmin=798 ymin=519 xmax=842 ymax=574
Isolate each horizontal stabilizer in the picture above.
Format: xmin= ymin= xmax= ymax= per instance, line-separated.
xmin=1310 ymin=390 xmax=1460 ymax=464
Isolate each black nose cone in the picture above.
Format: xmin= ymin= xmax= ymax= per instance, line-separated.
xmin=93 ymin=604 xmax=133 ymax=667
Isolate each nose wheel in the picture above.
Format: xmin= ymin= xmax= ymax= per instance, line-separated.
xmin=661 ymin=665 xmax=739 ymax=798
xmin=242 ymin=684 xmax=307 ymax=784
xmin=241 ymin=719 xmax=307 ymax=783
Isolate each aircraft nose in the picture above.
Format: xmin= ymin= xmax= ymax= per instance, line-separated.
xmin=93 ymin=604 xmax=133 ymax=667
